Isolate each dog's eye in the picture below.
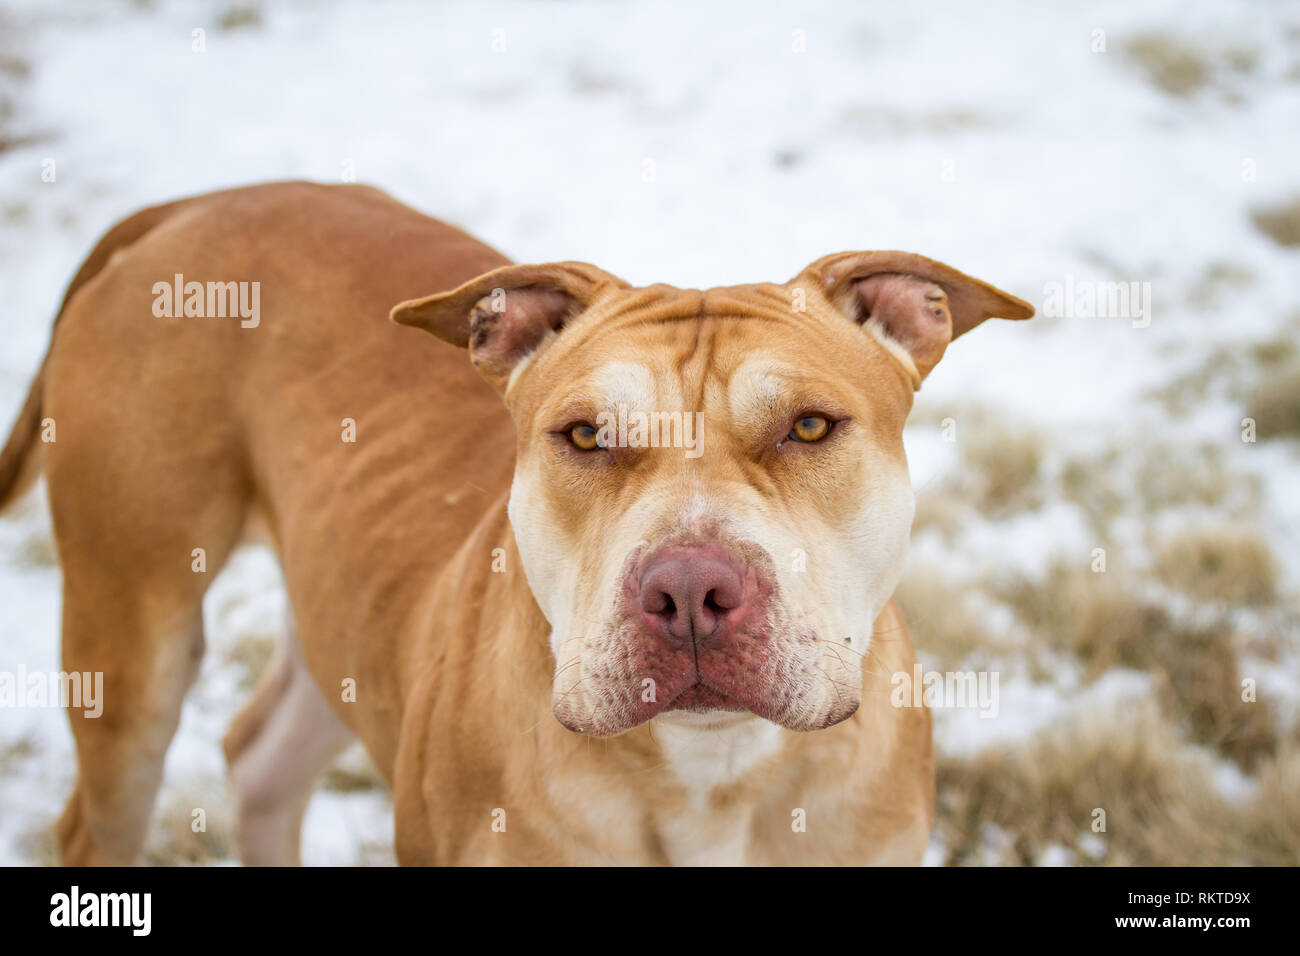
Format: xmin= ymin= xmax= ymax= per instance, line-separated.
xmin=568 ymin=423 xmax=602 ymax=450
xmin=789 ymin=415 xmax=831 ymax=443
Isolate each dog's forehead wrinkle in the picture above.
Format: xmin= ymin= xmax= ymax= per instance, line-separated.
xmin=680 ymin=314 xmax=715 ymax=410
xmin=578 ymin=325 xmax=723 ymax=412
xmin=727 ymin=355 xmax=795 ymax=423
xmin=729 ymin=356 xmax=793 ymax=393
xmin=590 ymin=359 xmax=659 ymax=409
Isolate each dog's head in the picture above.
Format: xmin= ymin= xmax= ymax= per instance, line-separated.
xmin=393 ymin=252 xmax=1031 ymax=737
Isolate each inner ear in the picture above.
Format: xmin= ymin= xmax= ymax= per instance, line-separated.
xmin=847 ymin=273 xmax=954 ymax=380
xmin=464 ymin=285 xmax=582 ymax=381
xmin=391 ymin=261 xmax=627 ymax=392
xmin=427 ymin=282 xmax=583 ymax=390
xmin=799 ymin=250 xmax=1034 ymax=386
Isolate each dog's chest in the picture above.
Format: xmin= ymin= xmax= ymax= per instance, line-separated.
xmin=648 ymin=719 xmax=786 ymax=866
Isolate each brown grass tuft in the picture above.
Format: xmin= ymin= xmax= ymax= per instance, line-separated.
xmin=959 ymin=422 xmax=1043 ymax=517
xmin=13 ymin=528 xmax=57 ymax=568
xmin=1251 ymin=195 xmax=1300 ymax=247
xmin=322 ymin=744 xmax=388 ymax=794
xmin=17 ymin=823 xmax=59 ymax=867
xmin=994 ymin=563 xmax=1277 ymax=768
xmin=217 ymin=5 xmax=262 ymax=32
xmin=935 ymin=698 xmax=1278 ymax=865
xmin=1058 ymin=448 xmax=1126 ymax=534
xmin=142 ymin=786 xmax=234 ymax=865
xmin=0 ymin=735 xmax=36 ymax=767
xmin=1247 ymin=354 xmax=1300 ymax=439
xmin=1123 ymin=34 xmax=1213 ymax=97
xmin=223 ymin=626 xmax=279 ymax=692
xmin=1152 ymin=524 xmax=1278 ymax=606
xmin=1247 ymin=740 xmax=1300 ymax=861
xmin=895 ymin=561 xmax=1012 ymax=671
xmin=910 ymin=490 xmax=970 ymax=540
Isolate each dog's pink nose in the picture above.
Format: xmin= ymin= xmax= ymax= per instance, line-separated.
xmin=638 ymin=549 xmax=747 ymax=644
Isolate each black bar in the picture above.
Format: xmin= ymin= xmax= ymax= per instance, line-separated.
xmin=0 ymin=866 xmax=1281 ymax=942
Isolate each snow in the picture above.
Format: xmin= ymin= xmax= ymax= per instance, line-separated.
xmin=1 ymin=0 xmax=1297 ymax=865
xmin=936 ymin=668 xmax=1155 ymax=760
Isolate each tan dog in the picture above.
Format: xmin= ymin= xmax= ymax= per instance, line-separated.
xmin=0 ymin=182 xmax=1032 ymax=865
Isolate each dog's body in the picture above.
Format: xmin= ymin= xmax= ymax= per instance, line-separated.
xmin=0 ymin=182 xmax=1031 ymax=865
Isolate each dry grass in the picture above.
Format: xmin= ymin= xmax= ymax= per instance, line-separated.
xmin=322 ymin=743 xmax=388 ymax=794
xmin=841 ymin=105 xmax=992 ymax=137
xmin=1148 ymin=313 xmax=1300 ymax=441
xmin=356 ymin=840 xmax=398 ymax=866
xmin=993 ymin=563 xmax=1277 ymax=769
xmin=217 ymin=4 xmax=262 ymax=32
xmin=2 ymin=737 xmax=60 ymax=864
xmin=0 ymin=735 xmax=36 ymax=767
xmin=142 ymin=786 xmax=235 ymax=865
xmin=0 ymin=14 xmax=26 ymax=156
xmin=960 ymin=424 xmax=1043 ymax=517
xmin=1150 ymin=358 xmax=1231 ymax=418
xmin=894 ymin=561 xmax=1005 ymax=671
xmin=1251 ymin=195 xmax=1300 ymax=247
xmin=930 ymin=370 xmax=1295 ymax=859
xmin=1250 ymin=334 xmax=1297 ymax=368
xmin=993 ymin=564 xmax=1158 ymax=672
xmin=1247 ymin=354 xmax=1300 ymax=439
xmin=1057 ymin=448 xmax=1127 ymax=534
xmin=1243 ymin=319 xmax=1300 ymax=443
xmin=12 ymin=527 xmax=57 ymax=568
xmin=905 ymin=406 xmax=1045 ymax=533
xmin=222 ymin=625 xmax=279 ymax=692
xmin=1121 ymin=33 xmax=1262 ymax=101
xmin=1152 ymin=524 xmax=1278 ymax=606
xmin=1248 ymin=739 xmax=1300 ymax=857
xmin=0 ymin=51 xmax=29 ymax=79
xmin=570 ymin=67 xmax=628 ymax=96
xmin=1123 ymin=34 xmax=1213 ymax=97
xmin=1059 ymin=439 xmax=1257 ymax=537
xmin=1134 ymin=443 xmax=1256 ymax=516
xmin=936 ymin=698 xmax=1292 ymax=865
xmin=910 ymin=489 xmax=970 ymax=540
xmin=3 ymin=493 xmax=59 ymax=568
xmin=17 ymin=823 xmax=59 ymax=867
xmin=1184 ymin=259 xmax=1256 ymax=311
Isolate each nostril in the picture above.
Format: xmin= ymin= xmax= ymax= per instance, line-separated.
xmin=640 ymin=587 xmax=669 ymax=616
xmin=706 ymin=580 xmax=742 ymax=612
xmin=637 ymin=549 xmax=748 ymax=644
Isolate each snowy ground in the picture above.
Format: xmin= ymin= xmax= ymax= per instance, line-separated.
xmin=1 ymin=0 xmax=1297 ymax=865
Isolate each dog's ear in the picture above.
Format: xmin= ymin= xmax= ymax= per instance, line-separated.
xmin=391 ymin=261 xmax=628 ymax=391
xmin=796 ymin=251 xmax=1034 ymax=385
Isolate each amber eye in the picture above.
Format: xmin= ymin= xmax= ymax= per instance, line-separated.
xmin=569 ymin=423 xmax=601 ymax=450
xmin=789 ymin=415 xmax=831 ymax=443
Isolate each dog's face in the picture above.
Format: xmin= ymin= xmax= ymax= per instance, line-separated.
xmin=394 ymin=253 xmax=1031 ymax=737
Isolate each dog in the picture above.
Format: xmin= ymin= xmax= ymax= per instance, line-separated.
xmin=0 ymin=182 xmax=1032 ymax=865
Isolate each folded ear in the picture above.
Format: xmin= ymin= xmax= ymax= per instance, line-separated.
xmin=798 ymin=251 xmax=1034 ymax=384
xmin=391 ymin=261 xmax=628 ymax=391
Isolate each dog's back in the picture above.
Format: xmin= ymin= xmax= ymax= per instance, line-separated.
xmin=0 ymin=182 xmax=517 ymax=864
